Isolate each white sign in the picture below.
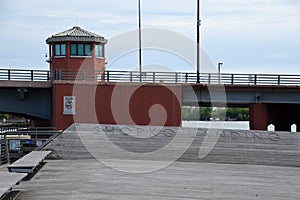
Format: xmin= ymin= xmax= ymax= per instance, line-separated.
xmin=63 ymin=96 xmax=76 ymax=115
xmin=36 ymin=140 xmax=43 ymax=147
xmin=10 ymin=140 xmax=21 ymax=151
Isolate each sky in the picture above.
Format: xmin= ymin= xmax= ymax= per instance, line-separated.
xmin=0 ymin=0 xmax=299 ymax=74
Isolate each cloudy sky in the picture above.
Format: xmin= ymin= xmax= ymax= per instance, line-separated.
xmin=0 ymin=0 xmax=299 ymax=74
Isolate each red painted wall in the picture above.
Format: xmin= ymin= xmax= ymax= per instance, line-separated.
xmin=50 ymin=42 xmax=106 ymax=72
xmin=52 ymin=82 xmax=182 ymax=130
xmin=249 ymin=103 xmax=268 ymax=130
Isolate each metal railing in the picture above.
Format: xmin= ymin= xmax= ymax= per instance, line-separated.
xmin=0 ymin=126 xmax=62 ymax=164
xmin=0 ymin=69 xmax=50 ymax=81
xmin=1 ymin=68 xmax=300 ymax=86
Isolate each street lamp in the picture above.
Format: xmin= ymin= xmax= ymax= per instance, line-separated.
xmin=196 ymin=0 xmax=201 ymax=83
xmin=138 ymin=0 xmax=142 ymax=82
xmin=218 ymin=62 xmax=223 ymax=84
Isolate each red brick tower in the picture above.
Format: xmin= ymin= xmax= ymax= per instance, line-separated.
xmin=46 ymin=26 xmax=107 ymax=78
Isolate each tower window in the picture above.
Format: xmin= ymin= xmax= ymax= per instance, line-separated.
xmin=70 ymin=43 xmax=91 ymax=56
xmin=95 ymin=44 xmax=104 ymax=57
xmin=54 ymin=44 xmax=66 ymax=56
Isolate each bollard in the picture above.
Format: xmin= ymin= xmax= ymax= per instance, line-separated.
xmin=267 ymin=124 xmax=275 ymax=132
xmin=291 ymin=124 xmax=297 ymax=133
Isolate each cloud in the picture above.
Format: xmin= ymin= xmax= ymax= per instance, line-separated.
xmin=0 ymin=0 xmax=299 ymax=73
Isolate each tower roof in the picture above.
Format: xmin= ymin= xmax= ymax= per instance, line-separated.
xmin=46 ymin=26 xmax=107 ymax=44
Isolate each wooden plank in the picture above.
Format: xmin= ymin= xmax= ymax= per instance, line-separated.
xmin=0 ymin=172 xmax=27 ymax=198
xmin=14 ymin=159 xmax=300 ymax=200
xmin=7 ymin=151 xmax=51 ymax=173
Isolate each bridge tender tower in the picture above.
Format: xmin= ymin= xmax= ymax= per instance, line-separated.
xmin=46 ymin=26 xmax=107 ymax=77
xmin=46 ymin=27 xmax=181 ymax=130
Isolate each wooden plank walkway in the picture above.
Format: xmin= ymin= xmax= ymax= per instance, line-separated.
xmin=7 ymin=151 xmax=51 ymax=173
xmin=7 ymin=124 xmax=300 ymax=199
xmin=0 ymin=172 xmax=27 ymax=199
xmin=14 ymin=159 xmax=300 ymax=200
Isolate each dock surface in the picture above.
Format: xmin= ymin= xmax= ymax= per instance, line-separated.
xmin=7 ymin=124 xmax=300 ymax=199
xmin=0 ymin=172 xmax=27 ymax=199
xmin=13 ymin=159 xmax=300 ymax=200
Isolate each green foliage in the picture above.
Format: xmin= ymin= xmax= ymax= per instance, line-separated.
xmin=182 ymin=107 xmax=212 ymax=121
xmin=225 ymin=108 xmax=249 ymax=121
xmin=182 ymin=107 xmax=249 ymax=121
xmin=0 ymin=113 xmax=9 ymax=120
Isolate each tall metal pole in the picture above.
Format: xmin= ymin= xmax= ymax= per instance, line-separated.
xmin=138 ymin=0 xmax=142 ymax=82
xmin=218 ymin=62 xmax=223 ymax=84
xmin=196 ymin=0 xmax=201 ymax=83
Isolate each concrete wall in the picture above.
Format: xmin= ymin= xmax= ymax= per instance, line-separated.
xmin=52 ymin=82 xmax=182 ymax=130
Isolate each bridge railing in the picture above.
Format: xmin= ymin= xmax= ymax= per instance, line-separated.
xmin=1 ymin=69 xmax=300 ymax=86
xmin=0 ymin=69 xmax=50 ymax=81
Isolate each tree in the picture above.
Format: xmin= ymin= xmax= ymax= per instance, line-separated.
xmin=0 ymin=113 xmax=9 ymax=120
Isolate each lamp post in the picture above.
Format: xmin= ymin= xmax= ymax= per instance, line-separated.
xmin=138 ymin=0 xmax=142 ymax=82
xmin=196 ymin=0 xmax=201 ymax=83
xmin=218 ymin=62 xmax=223 ymax=84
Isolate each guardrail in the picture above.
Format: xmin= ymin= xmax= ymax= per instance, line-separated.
xmin=1 ymin=68 xmax=300 ymax=86
xmin=0 ymin=69 xmax=50 ymax=81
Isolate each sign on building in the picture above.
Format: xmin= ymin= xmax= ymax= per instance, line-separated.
xmin=63 ymin=96 xmax=76 ymax=115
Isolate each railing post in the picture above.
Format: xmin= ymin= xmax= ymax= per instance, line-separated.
xmin=4 ymin=133 xmax=10 ymax=164
xmin=153 ymin=72 xmax=155 ymax=83
xmin=83 ymin=70 xmax=87 ymax=81
xmin=208 ymin=74 xmax=211 ymax=84
xmin=31 ymin=70 xmax=34 ymax=81
xmin=47 ymin=71 xmax=50 ymax=81
xmin=58 ymin=69 xmax=62 ymax=80
xmin=107 ymin=71 xmax=110 ymax=83
xmin=130 ymin=72 xmax=133 ymax=83
xmin=278 ymin=75 xmax=281 ymax=85
xmin=175 ymin=73 xmax=178 ymax=83
xmin=231 ymin=74 xmax=234 ymax=84
xmin=8 ymin=69 xmax=11 ymax=80
xmin=185 ymin=73 xmax=188 ymax=83
xmin=254 ymin=74 xmax=257 ymax=85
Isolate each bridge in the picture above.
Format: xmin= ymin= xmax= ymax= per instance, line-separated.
xmin=1 ymin=68 xmax=300 ymax=131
